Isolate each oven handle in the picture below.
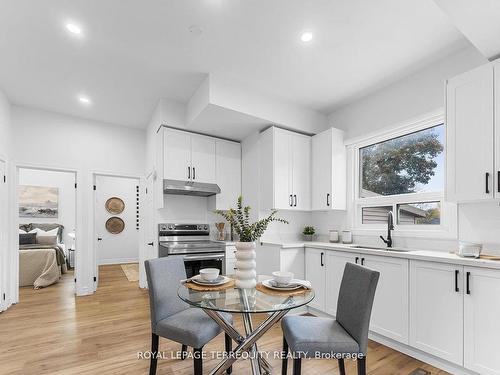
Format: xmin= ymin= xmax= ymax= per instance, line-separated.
xmin=183 ymin=254 xmax=225 ymax=261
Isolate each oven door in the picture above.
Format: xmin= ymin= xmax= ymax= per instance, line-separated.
xmin=183 ymin=253 xmax=225 ymax=278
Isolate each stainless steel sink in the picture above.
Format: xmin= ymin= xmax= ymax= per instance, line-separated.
xmin=351 ymin=245 xmax=413 ymax=253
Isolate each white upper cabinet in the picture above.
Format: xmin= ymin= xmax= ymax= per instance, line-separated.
xmin=164 ymin=128 xmax=192 ymax=181
xmin=446 ymin=64 xmax=495 ymax=202
xmin=191 ymin=134 xmax=216 ymax=184
xmin=311 ymin=128 xmax=346 ymax=210
xmin=464 ymin=266 xmax=500 ymax=375
xmin=409 ymin=261 xmax=464 ymax=365
xmin=215 ymin=139 xmax=241 ymax=210
xmin=260 ymin=126 xmax=311 ymax=210
xmin=163 ymin=128 xmax=216 ymax=184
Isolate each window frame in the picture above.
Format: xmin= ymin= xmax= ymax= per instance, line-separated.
xmin=349 ymin=111 xmax=457 ymax=239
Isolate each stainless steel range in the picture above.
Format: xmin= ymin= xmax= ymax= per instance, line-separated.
xmin=158 ymin=223 xmax=225 ymax=278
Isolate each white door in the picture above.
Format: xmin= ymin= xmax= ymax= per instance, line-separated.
xmin=305 ymin=248 xmax=326 ymax=311
xmin=312 ymin=130 xmax=332 ymax=210
xmin=0 ymin=160 xmax=6 ymax=311
xmin=362 ymin=254 xmax=409 ymax=344
xmin=163 ymin=128 xmax=191 ymax=181
xmin=274 ymin=128 xmax=292 ymax=209
xmin=409 ymin=261 xmax=463 ymax=364
xmin=191 ymin=134 xmax=216 ymax=184
xmin=325 ymin=250 xmax=357 ymax=316
xmin=291 ymin=134 xmax=311 ymax=210
xmin=215 ymin=139 xmax=241 ymax=210
xmin=464 ymin=267 xmax=500 ymax=375
xmin=446 ymin=64 xmax=494 ymax=202
xmin=95 ymin=175 xmax=140 ymax=267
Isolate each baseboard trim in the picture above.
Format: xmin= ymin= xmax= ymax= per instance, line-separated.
xmin=98 ymin=258 xmax=138 ymax=265
xmin=307 ymin=307 xmax=479 ymax=375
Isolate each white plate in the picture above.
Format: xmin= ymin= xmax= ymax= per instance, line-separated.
xmin=262 ymin=279 xmax=303 ymax=291
xmin=191 ymin=275 xmax=231 ymax=286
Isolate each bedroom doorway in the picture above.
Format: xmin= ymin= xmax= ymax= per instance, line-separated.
xmin=93 ymin=174 xmax=141 ymax=288
xmin=17 ymin=167 xmax=77 ymax=294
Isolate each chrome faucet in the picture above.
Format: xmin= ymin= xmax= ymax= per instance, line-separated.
xmin=380 ymin=211 xmax=394 ymax=248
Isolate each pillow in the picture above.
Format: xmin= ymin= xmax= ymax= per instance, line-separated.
xmin=37 ymin=235 xmax=58 ymax=246
xmin=19 ymin=233 xmax=37 ymax=245
xmin=29 ymin=227 xmax=59 ymax=237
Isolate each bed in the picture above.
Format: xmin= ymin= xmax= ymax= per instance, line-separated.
xmin=19 ymin=223 xmax=68 ymax=289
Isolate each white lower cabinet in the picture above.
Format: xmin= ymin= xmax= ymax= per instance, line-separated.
xmin=362 ymin=254 xmax=409 ymax=344
xmin=410 ymin=261 xmax=464 ymax=365
xmin=324 ymin=250 xmax=356 ymax=316
xmin=305 ymin=248 xmax=326 ymax=311
xmin=464 ymin=267 xmax=500 ymax=375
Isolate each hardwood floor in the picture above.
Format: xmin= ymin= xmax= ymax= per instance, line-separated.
xmin=0 ymin=265 xmax=448 ymax=375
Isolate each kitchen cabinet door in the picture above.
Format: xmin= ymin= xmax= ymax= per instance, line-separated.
xmin=409 ymin=261 xmax=463 ymax=365
xmin=164 ymin=128 xmax=191 ymax=181
xmin=464 ymin=267 xmax=500 ymax=375
xmin=325 ymin=250 xmax=358 ymax=316
xmin=446 ymin=64 xmax=494 ymax=202
xmin=362 ymin=254 xmax=409 ymax=344
xmin=494 ymin=64 xmax=500 ymax=199
xmin=191 ymin=134 xmax=216 ymax=184
xmin=291 ymin=134 xmax=311 ymax=210
xmin=312 ymin=129 xmax=332 ymax=210
xmin=305 ymin=248 xmax=326 ymax=311
xmin=215 ymin=140 xmax=241 ymax=210
xmin=274 ymin=128 xmax=292 ymax=209
xmin=280 ymin=248 xmax=305 ymax=280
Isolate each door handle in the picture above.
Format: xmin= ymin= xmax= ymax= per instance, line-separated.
xmin=188 ymin=166 xmax=191 ymax=180
xmin=320 ymin=252 xmax=324 ymax=267
xmin=455 ymin=270 xmax=459 ymax=292
xmin=289 ymin=195 xmax=293 ymax=207
xmin=361 ymin=258 xmax=365 ymax=266
xmin=326 ymin=193 xmax=330 ymax=207
xmin=294 ymin=195 xmax=297 ymax=207
xmin=193 ymin=167 xmax=196 ymax=180
xmin=147 ymin=242 xmax=154 ymax=246
xmin=355 ymin=257 xmax=359 ymax=264
xmin=466 ymin=271 xmax=471 ymax=295
xmin=486 ymin=172 xmax=490 ymax=194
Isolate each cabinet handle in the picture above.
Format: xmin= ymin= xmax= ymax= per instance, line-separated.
xmin=361 ymin=258 xmax=365 ymax=266
xmin=289 ymin=195 xmax=293 ymax=207
xmin=486 ymin=172 xmax=490 ymax=194
xmin=320 ymin=252 xmax=324 ymax=267
xmin=147 ymin=242 xmax=154 ymax=246
xmin=188 ymin=167 xmax=191 ymax=179
xmin=294 ymin=195 xmax=297 ymax=207
xmin=326 ymin=193 xmax=330 ymax=207
xmin=498 ymin=171 xmax=500 ymax=193
xmin=455 ymin=270 xmax=459 ymax=292
xmin=466 ymin=271 xmax=471 ymax=295
xmin=193 ymin=167 xmax=196 ymax=180
xmin=355 ymin=257 xmax=359 ymax=264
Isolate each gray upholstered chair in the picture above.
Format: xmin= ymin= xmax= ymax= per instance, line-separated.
xmin=145 ymin=257 xmax=233 ymax=375
xmin=281 ymin=262 xmax=380 ymax=375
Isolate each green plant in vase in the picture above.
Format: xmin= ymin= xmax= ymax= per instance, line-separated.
xmin=303 ymin=226 xmax=315 ymax=241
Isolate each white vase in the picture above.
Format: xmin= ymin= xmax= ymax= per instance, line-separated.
xmin=234 ymin=241 xmax=257 ymax=289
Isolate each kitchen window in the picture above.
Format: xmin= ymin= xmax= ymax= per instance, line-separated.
xmin=351 ymin=111 xmax=456 ymax=237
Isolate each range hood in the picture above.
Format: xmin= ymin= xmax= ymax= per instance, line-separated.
xmin=163 ymin=179 xmax=221 ymax=197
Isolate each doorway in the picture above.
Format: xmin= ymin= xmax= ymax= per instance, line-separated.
xmin=93 ymin=174 xmax=140 ymax=287
xmin=17 ymin=167 xmax=77 ymax=294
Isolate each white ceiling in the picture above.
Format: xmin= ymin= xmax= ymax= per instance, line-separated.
xmin=0 ymin=0 xmax=472 ymax=129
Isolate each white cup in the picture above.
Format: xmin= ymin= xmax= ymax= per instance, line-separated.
xmin=272 ymin=271 xmax=294 ymax=286
xmin=199 ymin=268 xmax=220 ymax=281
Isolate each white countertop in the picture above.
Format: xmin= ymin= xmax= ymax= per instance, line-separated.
xmin=260 ymin=240 xmax=500 ymax=270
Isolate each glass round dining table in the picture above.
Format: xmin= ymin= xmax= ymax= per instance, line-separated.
xmin=178 ymin=278 xmax=315 ymax=375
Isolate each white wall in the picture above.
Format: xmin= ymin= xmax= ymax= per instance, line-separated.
xmin=317 ymin=45 xmax=500 ymax=253
xmin=18 ymin=168 xmax=76 ymax=246
xmin=11 ymin=105 xmax=146 ymax=295
xmin=0 ymin=89 xmax=11 ymax=158
xmin=329 ymin=46 xmax=486 ymax=139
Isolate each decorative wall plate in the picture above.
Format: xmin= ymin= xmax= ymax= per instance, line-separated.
xmin=105 ymin=197 xmax=125 ymax=214
xmin=106 ymin=217 xmax=125 ymax=234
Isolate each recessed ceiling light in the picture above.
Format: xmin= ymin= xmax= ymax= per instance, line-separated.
xmin=300 ymin=31 xmax=313 ymax=43
xmin=66 ymin=23 xmax=83 ymax=36
xmin=78 ymin=95 xmax=91 ymax=105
